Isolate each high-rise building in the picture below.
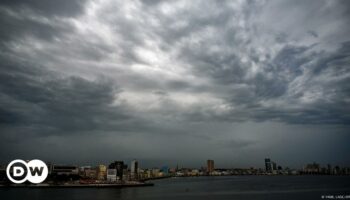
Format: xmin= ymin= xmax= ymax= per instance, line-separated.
xmin=130 ymin=159 xmax=138 ymax=180
xmin=109 ymin=161 xmax=125 ymax=181
xmin=272 ymin=162 xmax=277 ymax=171
xmin=265 ymin=158 xmax=272 ymax=172
xmin=207 ymin=160 xmax=214 ymax=174
xmin=327 ymin=164 xmax=332 ymax=175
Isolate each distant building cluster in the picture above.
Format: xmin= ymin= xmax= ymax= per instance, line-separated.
xmin=173 ymin=159 xmax=350 ymax=176
xmin=302 ymin=162 xmax=350 ymax=175
xmin=0 ymin=159 xmax=145 ymax=185
xmin=264 ymin=158 xmax=282 ymax=174
xmin=0 ymin=158 xmax=349 ymax=185
xmin=263 ymin=158 xmax=350 ymax=175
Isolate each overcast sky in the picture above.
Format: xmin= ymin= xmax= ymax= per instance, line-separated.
xmin=0 ymin=0 xmax=349 ymax=169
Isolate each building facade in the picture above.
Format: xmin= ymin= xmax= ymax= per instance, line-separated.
xmin=106 ymin=169 xmax=117 ymax=182
xmin=265 ymin=158 xmax=272 ymax=173
xmin=130 ymin=160 xmax=138 ymax=180
xmin=207 ymin=160 xmax=214 ymax=174
xmin=109 ymin=161 xmax=125 ymax=181
xmin=97 ymin=164 xmax=107 ymax=180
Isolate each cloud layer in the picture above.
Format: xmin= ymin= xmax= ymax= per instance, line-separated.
xmin=0 ymin=0 xmax=349 ymax=167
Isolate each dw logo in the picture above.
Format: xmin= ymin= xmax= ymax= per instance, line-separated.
xmin=6 ymin=159 xmax=48 ymax=184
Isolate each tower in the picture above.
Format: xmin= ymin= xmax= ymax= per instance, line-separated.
xmin=207 ymin=160 xmax=214 ymax=174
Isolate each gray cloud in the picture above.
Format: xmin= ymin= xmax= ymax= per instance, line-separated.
xmin=0 ymin=0 xmax=85 ymax=17
xmin=0 ymin=0 xmax=349 ymax=168
xmin=0 ymin=57 xmax=134 ymax=133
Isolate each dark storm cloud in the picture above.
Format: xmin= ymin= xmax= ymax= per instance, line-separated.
xmin=0 ymin=0 xmax=85 ymax=17
xmin=0 ymin=0 xmax=85 ymax=44
xmin=0 ymin=57 xmax=137 ymax=135
xmin=221 ymin=42 xmax=350 ymax=125
xmin=165 ymin=1 xmax=350 ymax=125
xmin=0 ymin=57 xmax=200 ymax=138
xmin=220 ymin=138 xmax=256 ymax=150
xmin=0 ymin=0 xmax=350 ymax=167
xmin=176 ymin=41 xmax=350 ymax=124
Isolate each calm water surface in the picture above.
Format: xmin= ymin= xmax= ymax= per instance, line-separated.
xmin=1 ymin=176 xmax=349 ymax=200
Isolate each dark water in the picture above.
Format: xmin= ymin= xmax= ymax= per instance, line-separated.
xmin=1 ymin=176 xmax=350 ymax=200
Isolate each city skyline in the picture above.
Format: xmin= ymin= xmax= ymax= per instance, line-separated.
xmin=2 ymin=158 xmax=349 ymax=175
xmin=1 ymin=157 xmax=348 ymax=171
xmin=2 ymin=157 xmax=348 ymax=189
xmin=0 ymin=0 xmax=350 ymax=168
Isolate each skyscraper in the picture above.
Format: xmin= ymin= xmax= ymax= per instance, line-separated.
xmin=272 ymin=162 xmax=277 ymax=171
xmin=265 ymin=158 xmax=272 ymax=172
xmin=207 ymin=160 xmax=214 ymax=174
xmin=130 ymin=159 xmax=138 ymax=180
xmin=109 ymin=161 xmax=125 ymax=181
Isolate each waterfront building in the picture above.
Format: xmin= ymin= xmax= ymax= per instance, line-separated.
xmin=79 ymin=166 xmax=91 ymax=177
xmin=265 ymin=158 xmax=272 ymax=173
xmin=147 ymin=169 xmax=152 ymax=178
xmin=84 ymin=168 xmax=97 ymax=179
xmin=109 ymin=161 xmax=125 ymax=180
xmin=131 ymin=160 xmax=138 ymax=180
xmin=169 ymin=168 xmax=176 ymax=174
xmin=303 ymin=162 xmax=320 ymax=174
xmin=161 ymin=166 xmax=169 ymax=175
xmin=152 ymin=168 xmax=160 ymax=177
xmin=327 ymin=164 xmax=332 ymax=175
xmin=333 ymin=166 xmax=340 ymax=175
xmin=97 ymin=165 xmax=107 ymax=180
xmin=52 ymin=165 xmax=79 ymax=176
xmin=272 ymin=162 xmax=277 ymax=171
xmin=106 ymin=169 xmax=117 ymax=182
xmin=175 ymin=171 xmax=185 ymax=176
xmin=207 ymin=160 xmax=215 ymax=174
xmin=190 ymin=169 xmax=199 ymax=176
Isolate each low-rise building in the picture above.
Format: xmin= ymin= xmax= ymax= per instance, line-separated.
xmin=52 ymin=165 xmax=79 ymax=176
